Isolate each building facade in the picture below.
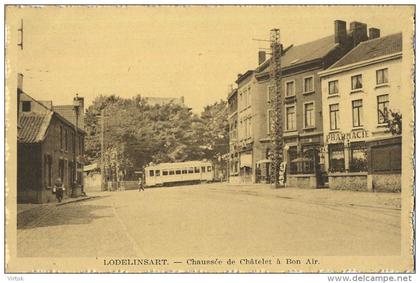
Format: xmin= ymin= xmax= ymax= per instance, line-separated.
xmin=319 ymin=32 xmax=402 ymax=192
xmin=18 ymin=93 xmax=86 ymax=203
xmin=227 ymin=88 xmax=240 ymax=183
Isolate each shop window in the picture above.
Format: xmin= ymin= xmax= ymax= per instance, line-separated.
xmin=301 ymin=146 xmax=316 ymax=174
xmin=288 ymin=146 xmax=298 ymax=174
xmin=371 ymin=143 xmax=402 ymax=173
xmin=376 ymin=68 xmax=388 ymax=85
xmin=328 ymin=143 xmax=345 ymax=172
xmin=349 ymin=142 xmax=368 ymax=172
xmin=351 ymin=74 xmax=363 ymax=90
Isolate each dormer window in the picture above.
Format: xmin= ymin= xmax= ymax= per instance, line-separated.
xmin=22 ymin=101 xmax=31 ymax=112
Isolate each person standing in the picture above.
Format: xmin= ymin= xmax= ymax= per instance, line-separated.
xmin=138 ymin=176 xmax=145 ymax=192
xmin=53 ymin=177 xmax=65 ymax=202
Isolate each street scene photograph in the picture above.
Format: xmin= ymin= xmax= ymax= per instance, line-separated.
xmin=5 ymin=5 xmax=414 ymax=274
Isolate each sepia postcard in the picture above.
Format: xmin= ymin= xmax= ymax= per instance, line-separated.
xmin=4 ymin=5 xmax=415 ymax=274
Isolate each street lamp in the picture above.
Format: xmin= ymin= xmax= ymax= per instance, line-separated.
xmin=72 ymin=94 xmax=80 ymax=197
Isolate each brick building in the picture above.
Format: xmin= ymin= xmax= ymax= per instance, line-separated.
xmin=17 ymin=93 xmax=86 ymax=203
xmin=319 ymin=32 xmax=402 ymax=192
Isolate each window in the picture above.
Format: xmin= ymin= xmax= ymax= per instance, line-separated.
xmin=201 ymin=166 xmax=206 ymax=173
xmin=149 ymin=170 xmax=154 ymax=177
xmin=267 ymin=85 xmax=275 ymax=102
xmin=60 ymin=126 xmax=63 ymax=150
xmin=329 ymin=104 xmax=340 ymax=130
xmin=377 ymin=94 xmax=389 ymax=124
xmin=267 ymin=109 xmax=274 ymax=135
xmin=194 ymin=167 xmax=200 ymax=173
xmin=287 ymin=146 xmax=298 ymax=174
xmin=65 ymin=129 xmax=68 ymax=151
xmin=371 ymin=143 xmax=401 ymax=173
xmin=376 ymin=68 xmax=388 ymax=85
xmin=176 ymin=170 xmax=181 ymax=175
xmin=207 ymin=166 xmax=212 ymax=172
xmin=285 ymin=81 xmax=295 ymax=97
xmin=328 ymin=80 xmax=339 ymax=95
xmin=352 ymin=100 xmax=363 ymax=127
xmin=22 ymin=101 xmax=31 ymax=112
xmin=328 ymin=143 xmax=345 ymax=172
xmin=304 ymin=76 xmax=314 ymax=93
xmin=304 ymin=102 xmax=315 ymax=128
xmin=169 ymin=170 xmax=175 ymax=175
xmin=155 ymin=170 xmax=161 ymax=176
xmin=285 ymin=105 xmax=296 ymax=131
xmin=349 ymin=142 xmax=368 ymax=172
xmin=182 ymin=169 xmax=188 ymax=174
xmin=351 ymin=74 xmax=363 ymax=90
xmin=162 ymin=170 xmax=168 ymax=176
xmin=188 ymin=168 xmax=194 ymax=174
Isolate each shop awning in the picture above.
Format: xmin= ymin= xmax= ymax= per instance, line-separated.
xmin=256 ymin=159 xmax=272 ymax=164
xmin=240 ymin=154 xmax=252 ymax=167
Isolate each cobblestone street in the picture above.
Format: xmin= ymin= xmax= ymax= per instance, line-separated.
xmin=17 ymin=184 xmax=401 ymax=258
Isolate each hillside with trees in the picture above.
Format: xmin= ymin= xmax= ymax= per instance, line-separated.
xmin=84 ymin=95 xmax=228 ymax=181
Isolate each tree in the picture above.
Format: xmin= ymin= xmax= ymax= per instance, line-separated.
xmin=385 ymin=110 xmax=402 ymax=135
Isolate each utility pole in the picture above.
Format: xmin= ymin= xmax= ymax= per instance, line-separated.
xmin=18 ymin=19 xmax=23 ymax=50
xmin=72 ymin=94 xmax=80 ymax=197
xmin=269 ymin=28 xmax=283 ymax=188
xmin=100 ymin=108 xmax=106 ymax=191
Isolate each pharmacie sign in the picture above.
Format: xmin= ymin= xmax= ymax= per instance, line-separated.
xmin=326 ymin=129 xmax=369 ymax=143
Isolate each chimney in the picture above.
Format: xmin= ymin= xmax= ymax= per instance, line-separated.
xmin=73 ymin=95 xmax=85 ymax=130
xmin=258 ymin=51 xmax=266 ymax=65
xmin=334 ymin=20 xmax=347 ymax=45
xmin=350 ymin=21 xmax=368 ymax=47
xmin=369 ymin=27 xmax=380 ymax=40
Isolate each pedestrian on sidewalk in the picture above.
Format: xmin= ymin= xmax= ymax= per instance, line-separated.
xmin=138 ymin=176 xmax=145 ymax=192
xmin=53 ymin=178 xmax=65 ymax=202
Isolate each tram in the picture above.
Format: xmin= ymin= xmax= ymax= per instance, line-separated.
xmin=144 ymin=160 xmax=214 ymax=187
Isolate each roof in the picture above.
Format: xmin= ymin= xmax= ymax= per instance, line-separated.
xmin=235 ymin=70 xmax=254 ymax=85
xmin=53 ymin=105 xmax=75 ymax=125
xmin=227 ymin=88 xmax=237 ymax=100
xmin=330 ymin=32 xmax=402 ymax=69
xmin=18 ymin=112 xmax=53 ymax=143
xmin=281 ymin=35 xmax=337 ymax=68
xmin=256 ymin=35 xmax=338 ymax=73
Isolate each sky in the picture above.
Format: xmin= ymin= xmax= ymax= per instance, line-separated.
xmin=6 ymin=5 xmax=413 ymax=112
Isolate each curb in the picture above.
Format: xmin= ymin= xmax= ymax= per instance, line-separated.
xmin=56 ymin=195 xmax=100 ymax=206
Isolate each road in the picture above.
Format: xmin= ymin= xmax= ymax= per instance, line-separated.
xmin=17 ymin=183 xmax=401 ymax=257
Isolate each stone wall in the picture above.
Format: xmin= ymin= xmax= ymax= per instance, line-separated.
xmin=329 ymin=174 xmax=368 ymax=191
xmin=372 ymin=174 xmax=401 ymax=192
xmin=287 ymin=175 xmax=315 ymax=188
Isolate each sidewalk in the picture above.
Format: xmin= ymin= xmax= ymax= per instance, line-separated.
xmin=209 ymin=182 xmax=401 ymax=210
xmin=17 ymin=191 xmax=110 ymax=228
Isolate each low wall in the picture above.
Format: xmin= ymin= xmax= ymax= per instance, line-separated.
xmin=286 ymin=174 xmax=316 ymax=188
xmin=328 ymin=173 xmax=368 ymax=191
xmin=372 ymin=174 xmax=401 ymax=192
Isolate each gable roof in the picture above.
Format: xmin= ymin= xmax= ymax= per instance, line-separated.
xmin=18 ymin=112 xmax=53 ymax=143
xmin=329 ymin=32 xmax=402 ymax=69
xmin=256 ymin=35 xmax=338 ymax=74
